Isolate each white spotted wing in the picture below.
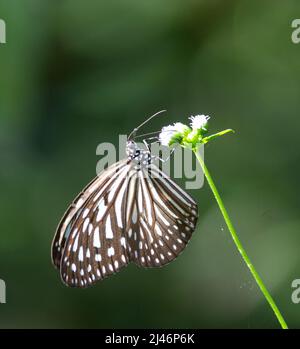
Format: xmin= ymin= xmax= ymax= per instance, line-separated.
xmin=52 ymin=159 xmax=198 ymax=288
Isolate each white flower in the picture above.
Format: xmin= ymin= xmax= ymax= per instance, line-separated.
xmin=189 ymin=115 xmax=210 ymax=131
xmin=173 ymin=122 xmax=188 ymax=133
xmin=159 ymin=125 xmax=175 ymax=146
xmin=159 ymin=122 xmax=188 ymax=146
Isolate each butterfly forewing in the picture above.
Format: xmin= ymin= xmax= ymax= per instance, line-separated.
xmin=60 ymin=163 xmax=139 ymax=287
xmin=52 ymin=160 xmax=130 ymax=282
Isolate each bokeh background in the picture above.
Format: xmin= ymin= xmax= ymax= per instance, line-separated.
xmin=0 ymin=0 xmax=300 ymax=329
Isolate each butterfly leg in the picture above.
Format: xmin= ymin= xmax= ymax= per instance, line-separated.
xmin=143 ymin=138 xmax=175 ymax=163
xmin=159 ymin=147 xmax=176 ymax=163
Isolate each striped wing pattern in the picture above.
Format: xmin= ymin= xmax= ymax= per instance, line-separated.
xmin=128 ymin=165 xmax=198 ymax=267
xmin=52 ymin=159 xmax=130 ymax=286
xmin=52 ymin=159 xmax=198 ymax=288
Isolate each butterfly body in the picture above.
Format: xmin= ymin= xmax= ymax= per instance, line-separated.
xmin=52 ymin=139 xmax=198 ymax=287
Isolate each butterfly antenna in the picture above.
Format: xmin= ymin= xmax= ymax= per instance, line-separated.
xmin=128 ymin=110 xmax=166 ymax=140
xmin=133 ymin=130 xmax=161 ymax=140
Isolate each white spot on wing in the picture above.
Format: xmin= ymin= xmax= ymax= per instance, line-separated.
xmin=93 ymin=227 xmax=101 ymax=248
xmin=115 ymin=178 xmax=127 ymax=228
xmin=83 ymin=218 xmax=90 ymax=232
xmin=73 ymin=235 xmax=79 ymax=252
xmin=155 ymin=206 xmax=170 ymax=226
xmin=86 ymin=248 xmax=91 ymax=258
xmin=96 ymin=200 xmax=107 ymax=222
xmin=108 ymin=247 xmax=115 ymax=257
xmin=82 ymin=208 xmax=89 ymax=219
xmin=75 ymin=198 xmax=84 ymax=209
xmin=120 ymin=237 xmax=126 ymax=247
xmin=78 ymin=247 xmax=84 ymax=262
xmin=140 ymin=174 xmax=153 ymax=225
xmin=105 ymin=215 xmax=113 ymax=239
xmin=132 ymin=204 xmax=138 ymax=223
xmin=155 ymin=224 xmax=163 ymax=236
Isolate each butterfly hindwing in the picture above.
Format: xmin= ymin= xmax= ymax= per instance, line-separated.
xmin=126 ymin=165 xmax=198 ymax=268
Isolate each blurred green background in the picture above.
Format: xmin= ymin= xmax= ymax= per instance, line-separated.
xmin=0 ymin=0 xmax=300 ymax=329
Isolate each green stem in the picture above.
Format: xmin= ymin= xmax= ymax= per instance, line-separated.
xmin=193 ymin=148 xmax=288 ymax=329
xmin=202 ymin=129 xmax=234 ymax=144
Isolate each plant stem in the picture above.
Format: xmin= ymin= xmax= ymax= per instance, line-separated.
xmin=193 ymin=148 xmax=288 ymax=329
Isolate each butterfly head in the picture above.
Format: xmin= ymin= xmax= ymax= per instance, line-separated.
xmin=126 ymin=140 xmax=152 ymax=166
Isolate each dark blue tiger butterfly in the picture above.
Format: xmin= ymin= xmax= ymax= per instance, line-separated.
xmin=52 ymin=112 xmax=198 ymax=287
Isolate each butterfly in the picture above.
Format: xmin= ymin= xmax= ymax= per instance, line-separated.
xmin=51 ymin=112 xmax=198 ymax=287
